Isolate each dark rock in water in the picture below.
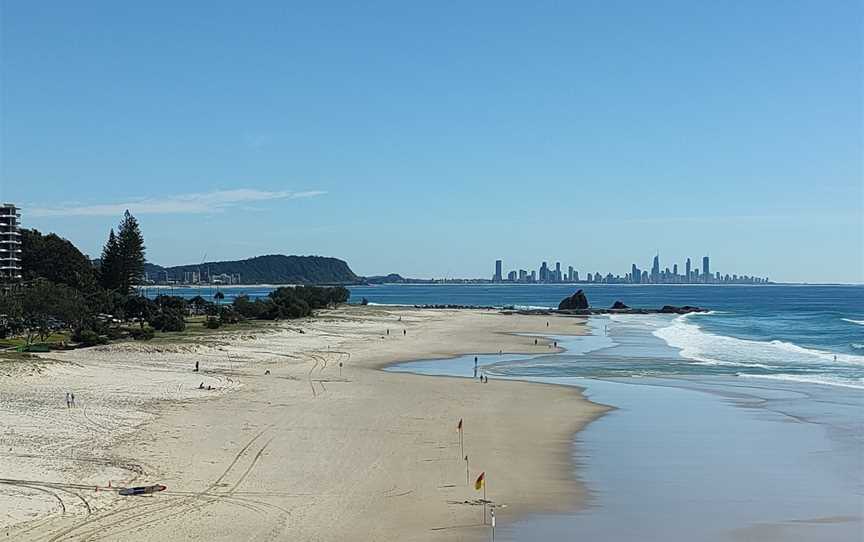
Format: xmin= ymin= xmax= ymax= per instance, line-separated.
xmin=610 ymin=300 xmax=629 ymax=310
xmin=659 ymin=305 xmax=707 ymax=314
xmin=558 ymin=289 xmax=589 ymax=310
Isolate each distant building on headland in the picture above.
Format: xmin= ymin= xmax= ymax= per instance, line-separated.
xmin=0 ymin=204 xmax=22 ymax=282
xmin=144 ymin=269 xmax=241 ymax=286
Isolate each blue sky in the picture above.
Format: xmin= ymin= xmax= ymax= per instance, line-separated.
xmin=1 ymin=1 xmax=861 ymax=282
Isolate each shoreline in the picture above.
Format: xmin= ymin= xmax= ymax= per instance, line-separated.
xmin=398 ymin=323 xmax=863 ymax=541
xmin=1 ymin=307 xmax=609 ymax=541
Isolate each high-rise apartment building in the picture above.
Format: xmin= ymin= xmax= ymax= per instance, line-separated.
xmin=702 ymin=256 xmax=710 ymax=281
xmin=539 ymin=262 xmax=549 ymax=282
xmin=651 ymin=254 xmax=660 ymax=283
xmin=493 ymin=259 xmax=503 ymax=282
xmin=0 ymin=204 xmax=22 ymax=282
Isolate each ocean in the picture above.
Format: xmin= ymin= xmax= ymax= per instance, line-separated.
xmin=370 ymin=284 xmax=863 ymax=541
xmin=354 ymin=283 xmax=864 ymax=389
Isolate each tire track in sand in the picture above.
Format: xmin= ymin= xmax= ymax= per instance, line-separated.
xmin=40 ymin=425 xmax=273 ymax=542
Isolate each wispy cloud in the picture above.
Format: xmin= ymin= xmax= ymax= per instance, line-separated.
xmin=29 ymin=189 xmax=326 ymax=217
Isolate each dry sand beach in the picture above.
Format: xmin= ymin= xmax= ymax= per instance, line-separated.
xmin=1 ymin=307 xmax=608 ymax=541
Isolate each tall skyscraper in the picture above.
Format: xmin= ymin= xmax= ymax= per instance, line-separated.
xmin=685 ymin=258 xmax=691 ymax=283
xmin=0 ymin=204 xmax=22 ymax=282
xmin=651 ymin=254 xmax=660 ymax=283
xmin=539 ymin=261 xmax=549 ymax=282
xmin=702 ymin=256 xmax=710 ymax=282
xmin=555 ymin=262 xmax=561 ymax=282
xmin=494 ymin=259 xmax=503 ymax=282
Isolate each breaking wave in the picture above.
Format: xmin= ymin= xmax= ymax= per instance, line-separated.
xmin=654 ymin=313 xmax=864 ymax=368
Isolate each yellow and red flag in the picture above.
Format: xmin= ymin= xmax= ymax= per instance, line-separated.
xmin=475 ymin=471 xmax=485 ymax=490
xmin=457 ymin=418 xmax=463 ymax=432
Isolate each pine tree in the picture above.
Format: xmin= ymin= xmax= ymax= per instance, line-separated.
xmin=116 ymin=210 xmax=146 ymax=295
xmin=100 ymin=229 xmax=121 ymax=291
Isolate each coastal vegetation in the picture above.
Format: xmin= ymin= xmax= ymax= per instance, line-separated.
xmin=0 ymin=212 xmax=352 ymax=351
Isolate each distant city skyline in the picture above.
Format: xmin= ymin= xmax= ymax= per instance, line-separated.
xmin=491 ymin=255 xmax=770 ymax=285
xmin=2 ymin=2 xmax=861 ymax=284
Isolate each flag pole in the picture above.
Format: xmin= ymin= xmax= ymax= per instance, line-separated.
xmin=465 ymin=455 xmax=469 ymax=485
xmin=482 ymin=473 xmax=487 ymax=525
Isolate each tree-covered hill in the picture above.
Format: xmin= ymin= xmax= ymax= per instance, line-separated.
xmin=146 ymin=254 xmax=360 ymax=284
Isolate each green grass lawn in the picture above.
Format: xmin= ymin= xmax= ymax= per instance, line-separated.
xmin=0 ymin=332 xmax=71 ymax=350
xmin=148 ymin=317 xmax=280 ymax=344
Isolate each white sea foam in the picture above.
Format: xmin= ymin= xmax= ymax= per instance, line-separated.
xmin=738 ymin=373 xmax=864 ymax=390
xmin=653 ymin=313 xmax=864 ymax=367
xmin=692 ymin=359 xmax=777 ymax=370
xmin=842 ymin=318 xmax=864 ymax=326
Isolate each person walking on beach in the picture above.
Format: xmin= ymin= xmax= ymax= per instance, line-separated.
xmin=70 ymin=392 xmax=76 ymax=408
xmin=194 ymin=361 xmax=199 ymax=372
xmin=474 ymin=356 xmax=478 ymax=379
xmin=386 ymin=329 xmax=389 ymax=335
xmin=403 ymin=329 xmax=406 ymax=336
xmin=65 ymin=392 xmax=71 ymax=409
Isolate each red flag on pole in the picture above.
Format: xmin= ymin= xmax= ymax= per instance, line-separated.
xmin=475 ymin=471 xmax=485 ymax=490
xmin=457 ymin=418 xmax=463 ymax=432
